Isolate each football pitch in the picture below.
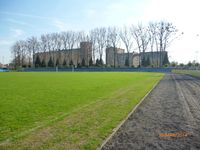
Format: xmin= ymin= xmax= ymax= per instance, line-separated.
xmin=0 ymin=72 xmax=163 ymax=149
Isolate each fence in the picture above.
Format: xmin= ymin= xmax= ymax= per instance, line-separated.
xmin=0 ymin=68 xmax=9 ymax=72
xmin=23 ymin=67 xmax=173 ymax=73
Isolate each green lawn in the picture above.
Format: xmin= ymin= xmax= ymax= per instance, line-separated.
xmin=0 ymin=72 xmax=164 ymax=149
xmin=173 ymin=69 xmax=200 ymax=78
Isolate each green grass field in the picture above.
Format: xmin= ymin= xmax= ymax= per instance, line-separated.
xmin=0 ymin=72 xmax=164 ymax=149
xmin=173 ymin=69 xmax=200 ymax=78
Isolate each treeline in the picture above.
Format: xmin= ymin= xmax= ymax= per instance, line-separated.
xmin=34 ymin=55 xmax=103 ymax=68
xmin=171 ymin=60 xmax=200 ymax=69
xmin=11 ymin=21 xmax=178 ymax=69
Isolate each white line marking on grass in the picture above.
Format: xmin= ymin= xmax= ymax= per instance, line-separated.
xmin=0 ymin=98 xmax=105 ymax=146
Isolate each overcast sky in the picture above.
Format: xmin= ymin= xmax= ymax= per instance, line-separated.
xmin=0 ymin=0 xmax=200 ymax=64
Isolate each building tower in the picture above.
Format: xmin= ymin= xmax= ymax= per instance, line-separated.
xmin=80 ymin=42 xmax=92 ymax=66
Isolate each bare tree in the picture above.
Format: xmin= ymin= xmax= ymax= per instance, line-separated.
xmin=49 ymin=33 xmax=59 ymax=66
xmin=131 ymin=24 xmax=150 ymax=67
xmin=76 ymin=31 xmax=88 ymax=65
xmin=11 ymin=40 xmax=29 ymax=68
xmin=120 ymin=25 xmax=133 ymax=66
xmin=107 ymin=26 xmax=120 ymax=68
xmin=148 ymin=22 xmax=158 ymax=67
xmin=138 ymin=24 xmax=150 ymax=66
xmin=147 ymin=21 xmax=177 ymax=67
xmin=41 ymin=34 xmax=52 ymax=67
xmin=96 ymin=27 xmax=107 ymax=63
xmin=40 ymin=34 xmax=48 ymax=67
xmin=11 ymin=41 xmax=21 ymax=69
xmin=54 ymin=33 xmax=62 ymax=67
xmin=61 ymin=31 xmax=79 ymax=66
xmin=10 ymin=20 xmax=178 ymax=69
xmin=19 ymin=40 xmax=28 ymax=67
xmin=89 ymin=29 xmax=97 ymax=63
xmin=76 ymin=31 xmax=86 ymax=47
xmin=27 ymin=36 xmax=39 ymax=68
xmin=131 ymin=25 xmax=142 ymax=67
xmin=155 ymin=21 xmax=177 ymax=67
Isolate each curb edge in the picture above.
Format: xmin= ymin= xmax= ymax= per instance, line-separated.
xmin=97 ymin=74 xmax=165 ymax=150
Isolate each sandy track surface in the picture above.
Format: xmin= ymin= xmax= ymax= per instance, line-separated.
xmin=101 ymin=74 xmax=200 ymax=150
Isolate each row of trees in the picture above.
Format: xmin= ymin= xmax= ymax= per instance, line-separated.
xmin=171 ymin=60 xmax=200 ymax=68
xmin=11 ymin=21 xmax=178 ymax=69
xmin=34 ymin=54 xmax=103 ymax=68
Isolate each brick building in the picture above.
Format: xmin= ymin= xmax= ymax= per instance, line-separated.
xmin=34 ymin=42 xmax=92 ymax=67
xmin=106 ymin=47 xmax=168 ymax=67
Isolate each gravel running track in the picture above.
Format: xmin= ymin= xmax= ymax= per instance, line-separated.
xmin=101 ymin=73 xmax=200 ymax=150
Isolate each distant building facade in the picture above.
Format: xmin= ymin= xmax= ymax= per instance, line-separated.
xmin=34 ymin=42 xmax=92 ymax=67
xmin=106 ymin=47 xmax=168 ymax=67
xmin=106 ymin=47 xmax=139 ymax=67
xmin=34 ymin=41 xmax=168 ymax=68
xmin=140 ymin=51 xmax=168 ymax=67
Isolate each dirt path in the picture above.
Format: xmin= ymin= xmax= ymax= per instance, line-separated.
xmin=101 ymin=74 xmax=200 ymax=150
